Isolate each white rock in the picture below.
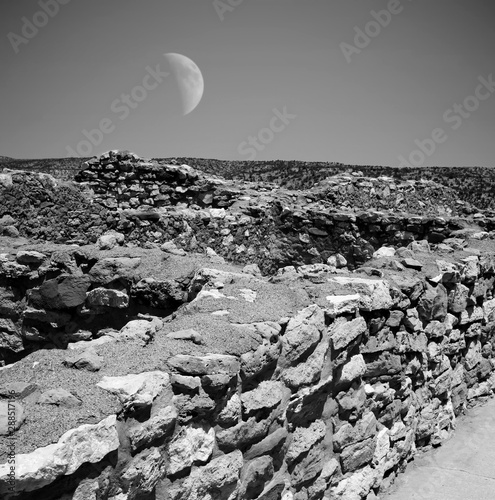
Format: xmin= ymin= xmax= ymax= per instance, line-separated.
xmin=0 ymin=415 xmax=119 ymax=495
xmin=331 ymin=464 xmax=378 ymax=500
xmin=118 ymin=319 xmax=162 ymax=343
xmin=239 ymin=288 xmax=257 ymax=302
xmin=339 ymin=354 xmax=366 ymax=383
xmin=96 ymin=371 xmax=170 ymax=410
xmin=373 ymin=247 xmax=396 ymax=259
xmin=326 ymin=294 xmax=360 ymax=316
xmin=329 ymin=276 xmax=393 ymax=311
xmin=167 ymin=424 xmax=215 ymax=475
xmin=209 ymin=208 xmax=226 ymax=219
xmin=68 ymin=336 xmax=115 ymax=350
xmin=97 ymin=232 xmax=124 ymax=250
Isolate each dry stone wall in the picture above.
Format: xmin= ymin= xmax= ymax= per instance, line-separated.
xmin=1 ymin=248 xmax=495 ymax=500
xmin=72 ymin=152 xmax=495 ymax=273
xmin=0 ymin=247 xmax=194 ymax=366
xmin=3 ymin=151 xmax=495 ymax=274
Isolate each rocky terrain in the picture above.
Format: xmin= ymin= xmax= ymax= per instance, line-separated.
xmin=2 ymin=156 xmax=495 ymax=213
xmin=0 ymin=151 xmax=495 ymax=500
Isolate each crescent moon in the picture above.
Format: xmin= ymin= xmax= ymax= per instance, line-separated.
xmin=165 ymin=53 xmax=204 ymax=115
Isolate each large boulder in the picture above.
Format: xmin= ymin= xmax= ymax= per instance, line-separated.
xmin=29 ymin=275 xmax=91 ymax=310
xmin=0 ymin=415 xmax=119 ymax=496
xmin=89 ymin=257 xmax=141 ymax=286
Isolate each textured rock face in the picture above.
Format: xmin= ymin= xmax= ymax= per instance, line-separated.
xmin=96 ymin=371 xmax=170 ymax=410
xmin=30 ymin=275 xmax=91 ymax=310
xmin=1 ymin=254 xmax=495 ymax=499
xmin=2 ymin=151 xmax=495 ymax=500
xmin=4 ymin=151 xmax=491 ymax=275
xmin=0 ymin=415 xmax=119 ymax=496
xmin=167 ymin=423 xmax=215 ymax=475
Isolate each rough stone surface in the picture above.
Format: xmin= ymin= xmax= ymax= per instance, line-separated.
xmin=0 ymin=415 xmax=119 ymax=495
xmin=167 ymin=423 xmax=215 ymax=475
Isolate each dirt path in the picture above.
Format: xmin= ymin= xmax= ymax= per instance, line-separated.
xmin=383 ymin=397 xmax=495 ymax=500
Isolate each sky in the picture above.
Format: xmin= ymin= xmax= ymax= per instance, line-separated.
xmin=1 ymin=0 xmax=495 ymax=167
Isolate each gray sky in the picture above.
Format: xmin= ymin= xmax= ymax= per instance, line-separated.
xmin=1 ymin=0 xmax=494 ymax=166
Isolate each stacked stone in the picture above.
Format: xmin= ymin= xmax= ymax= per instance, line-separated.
xmin=2 ymin=253 xmax=495 ymax=499
xmin=0 ymin=168 xmax=109 ymax=243
xmin=0 ymin=248 xmax=189 ymax=364
xmin=312 ymin=173 xmax=464 ymax=216
xmin=75 ymin=150 xmax=239 ymax=210
xmin=3 ymin=152 xmax=495 ymax=274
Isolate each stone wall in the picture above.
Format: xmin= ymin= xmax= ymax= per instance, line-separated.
xmin=1 ymin=247 xmax=495 ymax=500
xmin=3 ymin=152 xmax=495 ymax=274
xmin=0 ymin=246 xmax=196 ymax=365
xmin=72 ymin=152 xmax=495 ymax=273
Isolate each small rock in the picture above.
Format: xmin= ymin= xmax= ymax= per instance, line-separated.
xmin=2 ymin=226 xmax=19 ymax=238
xmin=167 ymin=423 xmax=215 ymax=475
xmin=86 ymin=288 xmax=129 ymax=309
xmin=118 ymin=318 xmax=161 ymax=343
xmin=241 ymin=381 xmax=286 ymax=417
xmin=166 ymin=329 xmax=203 ymax=345
xmin=242 ymin=263 xmax=262 ymax=276
xmin=161 ymin=241 xmax=186 ymax=256
xmin=286 ymin=420 xmax=327 ymax=465
xmin=97 ymin=232 xmax=124 ymax=250
xmin=373 ymin=247 xmax=396 ymax=259
xmin=0 ymin=382 xmax=39 ymax=399
xmin=402 ymin=258 xmax=423 ymax=270
xmin=16 ymin=251 xmax=46 ymax=265
xmin=63 ymin=350 xmax=103 ymax=371
xmin=338 ymin=354 xmax=366 ymax=384
xmin=128 ymin=405 xmax=177 ymax=452
xmin=168 ymin=354 xmax=240 ymax=376
xmin=171 ymin=374 xmax=201 ymax=392
xmin=38 ymin=388 xmax=82 ymax=407
xmin=0 ymin=215 xmax=15 ymax=226
xmin=330 ymin=316 xmax=367 ymax=350
xmin=96 ymin=371 xmax=170 ymax=410
xmin=217 ymin=393 xmax=242 ymax=426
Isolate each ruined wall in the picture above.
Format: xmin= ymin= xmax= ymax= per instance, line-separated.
xmin=3 ymin=152 xmax=495 ymax=274
xmin=1 ymin=249 xmax=495 ymax=500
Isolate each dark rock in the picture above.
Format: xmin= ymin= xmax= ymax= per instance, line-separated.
xmin=30 ymin=275 xmax=91 ymax=309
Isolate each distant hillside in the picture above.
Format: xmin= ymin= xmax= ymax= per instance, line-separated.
xmin=0 ymin=157 xmax=88 ymax=180
xmin=158 ymin=158 xmax=495 ymax=212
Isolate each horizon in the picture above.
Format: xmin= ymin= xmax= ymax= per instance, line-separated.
xmin=2 ymin=151 xmax=494 ymax=170
xmin=1 ymin=1 xmax=495 ymax=167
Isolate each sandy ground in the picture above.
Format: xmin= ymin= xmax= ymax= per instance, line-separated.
xmin=383 ymin=396 xmax=495 ymax=500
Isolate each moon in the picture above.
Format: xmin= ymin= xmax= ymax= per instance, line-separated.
xmin=165 ymin=53 xmax=204 ymax=115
